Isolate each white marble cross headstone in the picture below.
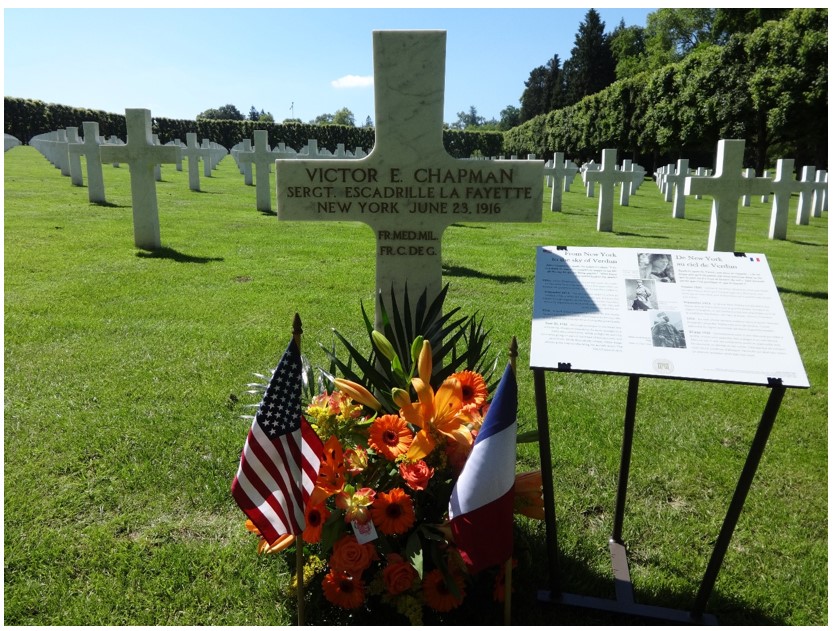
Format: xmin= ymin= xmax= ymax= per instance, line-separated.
xmin=239 ymin=130 xmax=277 ymax=212
xmin=563 ymin=160 xmax=579 ymax=192
xmin=240 ymin=138 xmax=254 ymax=185
xmin=665 ymin=158 xmax=689 ymax=219
xmin=741 ymin=168 xmax=755 ymax=206
xmin=182 ymin=133 xmax=203 ymax=191
xmin=542 ymin=152 xmax=566 ymax=212
xmin=794 ymin=166 xmax=816 ymax=225
xmin=619 ymin=159 xmax=632 ymax=206
xmin=583 ymin=148 xmax=628 ymax=232
xmin=767 ymin=158 xmax=798 ymax=240
xmin=812 ymin=170 xmax=827 ymax=217
xmin=683 ymin=139 xmax=771 ymax=252
xmin=68 ymin=121 xmax=106 ymax=204
xmin=276 ymin=30 xmax=543 ymax=326
xmin=98 ymin=108 xmax=179 ymax=250
xmin=65 ymin=127 xmax=84 ymax=186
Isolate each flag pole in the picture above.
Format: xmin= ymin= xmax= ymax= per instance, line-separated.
xmin=292 ymin=313 xmax=306 ymax=626
xmin=504 ymin=336 xmax=518 ymax=626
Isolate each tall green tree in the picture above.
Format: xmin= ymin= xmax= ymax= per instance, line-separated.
xmin=563 ymin=8 xmax=616 ymax=105
xmin=609 ymin=20 xmax=647 ymax=80
xmin=713 ymin=8 xmax=791 ymax=42
xmin=197 ymin=104 xmax=245 ymax=120
xmin=332 ymin=108 xmax=355 ymax=126
xmin=498 ymin=105 xmax=521 ymax=130
xmin=519 ymin=65 xmax=550 ymax=122
xmin=453 ymin=105 xmax=485 ymax=129
xmin=644 ymin=8 xmax=717 ymax=70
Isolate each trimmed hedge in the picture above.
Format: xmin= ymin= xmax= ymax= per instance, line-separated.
xmin=4 ymin=97 xmax=505 ymax=159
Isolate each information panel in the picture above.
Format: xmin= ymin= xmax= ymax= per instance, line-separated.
xmin=530 ymin=246 xmax=809 ymax=388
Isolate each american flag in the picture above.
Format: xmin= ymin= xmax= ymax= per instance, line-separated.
xmin=231 ymin=338 xmax=323 ymax=543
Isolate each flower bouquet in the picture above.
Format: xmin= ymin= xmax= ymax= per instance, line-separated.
xmin=237 ymin=287 xmax=544 ymax=624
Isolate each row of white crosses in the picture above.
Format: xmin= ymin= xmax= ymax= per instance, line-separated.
xmin=5 ymin=134 xmax=22 ymax=152
xmin=553 ymin=140 xmax=828 ymax=250
xmin=229 ymin=135 xmax=371 ymax=212
xmin=652 ymin=141 xmax=828 ymax=248
xmin=30 ymin=124 xmax=127 ymax=204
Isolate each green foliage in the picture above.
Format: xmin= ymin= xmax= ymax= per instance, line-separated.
xmin=320 ymin=285 xmax=496 ymax=413
xmin=331 ymin=108 xmax=355 ymax=127
xmin=504 ymin=8 xmax=828 ymax=171
xmin=563 ymin=8 xmax=616 ymax=106
xmin=451 ymin=105 xmax=485 ymax=130
xmin=197 ymin=104 xmax=245 ymax=120
xmin=609 ymin=21 xmax=647 ymax=81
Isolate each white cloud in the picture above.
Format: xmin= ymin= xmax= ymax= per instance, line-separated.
xmin=331 ymin=74 xmax=374 ymax=89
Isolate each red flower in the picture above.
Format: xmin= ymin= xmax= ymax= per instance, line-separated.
xmin=302 ymin=502 xmax=330 ymax=544
xmin=399 ymin=459 xmax=435 ymax=491
xmin=382 ymin=554 xmax=418 ymax=595
xmin=322 ymin=569 xmax=365 ymax=609
xmin=330 ymin=534 xmax=376 ymax=574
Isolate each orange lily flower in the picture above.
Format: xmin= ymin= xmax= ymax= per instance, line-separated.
xmin=245 ymin=519 xmax=297 ymax=554
xmin=513 ymin=470 xmax=545 ymax=520
xmin=401 ymin=377 xmax=473 ymax=460
xmin=309 ymin=435 xmax=346 ymax=506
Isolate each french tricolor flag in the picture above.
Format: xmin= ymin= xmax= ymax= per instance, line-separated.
xmin=448 ymin=363 xmax=517 ymax=573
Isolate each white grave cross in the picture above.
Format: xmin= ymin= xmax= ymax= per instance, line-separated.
xmin=542 ymin=152 xmax=566 ymax=212
xmin=276 ymin=30 xmax=543 ymax=323
xmin=583 ymin=148 xmax=627 ymax=232
xmin=768 ymin=158 xmax=798 ymax=240
xmin=683 ymin=139 xmax=771 ymax=252
xmin=182 ymin=132 xmax=203 ymax=191
xmin=239 ymin=130 xmax=277 ymax=212
xmin=68 ymin=121 xmax=106 ymax=204
xmin=98 ymin=108 xmax=179 ymax=250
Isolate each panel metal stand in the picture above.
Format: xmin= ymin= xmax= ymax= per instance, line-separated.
xmin=534 ymin=367 xmax=787 ymax=625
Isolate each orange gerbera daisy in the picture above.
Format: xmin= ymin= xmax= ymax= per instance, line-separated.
xmin=451 ymin=370 xmax=488 ymax=408
xmin=370 ymin=488 xmax=416 ymax=535
xmin=401 ymin=377 xmax=473 ymax=460
xmin=322 ymin=569 xmax=366 ymax=609
xmin=302 ymin=502 xmax=330 ymax=544
xmin=422 ymin=568 xmax=466 ymax=612
xmin=368 ymin=414 xmax=413 ymax=461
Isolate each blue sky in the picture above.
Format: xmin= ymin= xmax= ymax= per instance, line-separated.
xmin=4 ymin=4 xmax=655 ymax=127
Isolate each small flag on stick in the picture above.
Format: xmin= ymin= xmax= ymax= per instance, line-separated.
xmin=232 ymin=337 xmax=323 ymax=543
xmin=448 ymin=361 xmax=518 ymax=573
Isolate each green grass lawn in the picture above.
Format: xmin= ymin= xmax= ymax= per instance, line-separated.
xmin=4 ymin=146 xmax=827 ymax=625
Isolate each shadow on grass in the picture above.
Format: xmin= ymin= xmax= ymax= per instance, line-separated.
xmin=188 ymin=189 xmax=221 ymax=194
xmin=257 ymin=208 xmax=278 ymax=217
xmin=135 ymin=247 xmax=224 ymax=264
xmin=450 ymin=223 xmax=487 ymax=230
xmin=787 ymin=239 xmax=826 ymax=247
xmin=614 ymin=231 xmax=670 ymax=239
xmin=299 ymin=527 xmax=785 ymax=626
xmin=91 ymin=200 xmax=126 ymax=208
xmin=442 ymin=263 xmax=524 ymax=284
xmin=777 ymin=286 xmax=828 ymax=300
